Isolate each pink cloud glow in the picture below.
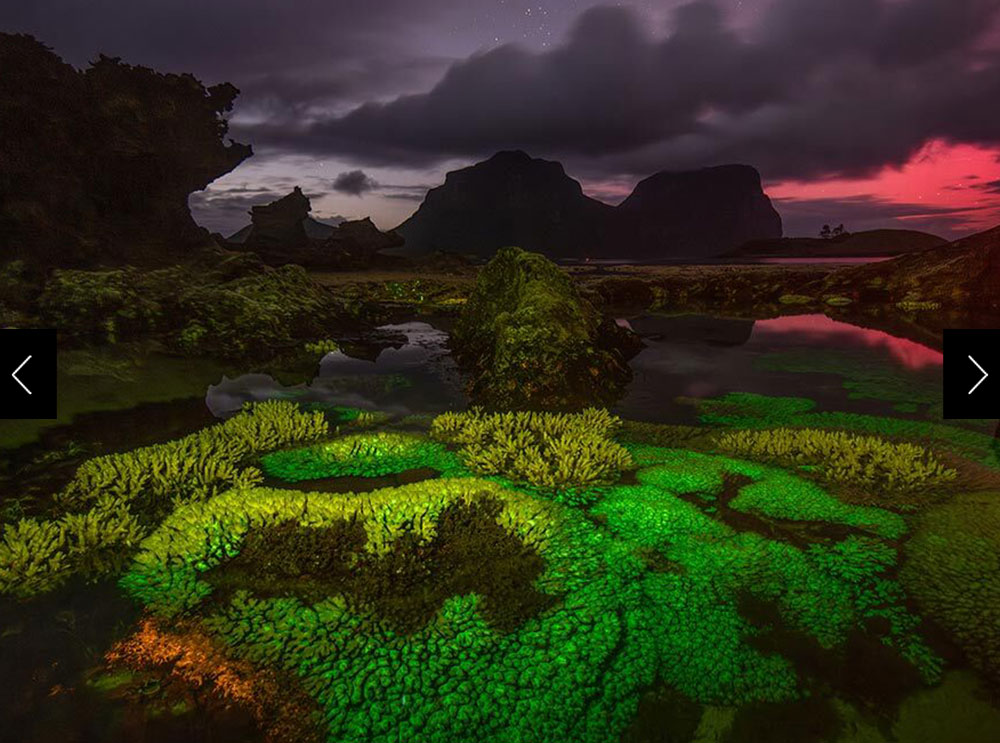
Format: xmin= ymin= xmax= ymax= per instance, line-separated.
xmin=768 ymin=139 xmax=1000 ymax=235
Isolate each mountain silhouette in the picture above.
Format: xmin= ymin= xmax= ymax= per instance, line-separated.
xmin=395 ymin=151 xmax=782 ymax=260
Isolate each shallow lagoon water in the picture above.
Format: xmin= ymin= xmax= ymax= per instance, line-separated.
xmin=206 ymin=314 xmax=978 ymax=435
xmin=2 ymin=313 xmax=999 ymax=743
xmin=206 ymin=322 xmax=465 ymax=418
xmin=615 ymin=313 xmax=952 ymax=425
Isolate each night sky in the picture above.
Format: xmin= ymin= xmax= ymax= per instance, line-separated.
xmin=4 ymin=0 xmax=1000 ymax=239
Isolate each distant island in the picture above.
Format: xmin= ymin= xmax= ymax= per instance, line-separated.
xmin=726 ymin=229 xmax=947 ymax=260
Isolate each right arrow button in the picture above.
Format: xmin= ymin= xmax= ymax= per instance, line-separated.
xmin=969 ymin=355 xmax=989 ymax=395
xmin=944 ymin=330 xmax=1000 ymax=419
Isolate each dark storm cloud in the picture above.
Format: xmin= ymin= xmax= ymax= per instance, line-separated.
xmin=977 ymin=179 xmax=1000 ymax=194
xmin=332 ymin=170 xmax=379 ymax=196
xmin=245 ymin=0 xmax=1000 ymax=180
xmin=383 ymin=191 xmax=431 ymax=202
xmin=188 ymin=188 xmax=287 ymax=234
xmin=188 ymin=178 xmax=331 ymax=232
xmin=189 ymin=187 xmax=290 ymax=218
xmin=0 ymin=0 xmax=462 ymax=119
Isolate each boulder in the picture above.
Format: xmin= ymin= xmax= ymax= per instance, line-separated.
xmin=450 ymin=247 xmax=640 ymax=410
xmin=318 ymin=218 xmax=405 ymax=270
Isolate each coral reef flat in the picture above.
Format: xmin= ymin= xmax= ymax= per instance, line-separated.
xmin=4 ymin=5 xmax=1000 ymax=739
xmin=2 ymin=251 xmax=999 ymax=743
xmin=2 ymin=385 xmax=998 ymax=742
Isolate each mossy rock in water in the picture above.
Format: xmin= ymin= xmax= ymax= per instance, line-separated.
xmin=450 ymin=247 xmax=639 ymax=410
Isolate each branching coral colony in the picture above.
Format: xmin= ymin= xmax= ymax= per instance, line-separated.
xmin=0 ymin=400 xmax=328 ymax=597
xmin=7 ymin=402 xmax=999 ymax=743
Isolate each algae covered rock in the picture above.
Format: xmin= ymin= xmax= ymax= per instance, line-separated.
xmin=37 ymin=262 xmax=360 ymax=358
xmin=450 ymin=247 xmax=638 ymax=410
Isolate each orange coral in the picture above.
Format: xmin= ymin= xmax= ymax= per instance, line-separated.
xmin=107 ymin=618 xmax=319 ymax=742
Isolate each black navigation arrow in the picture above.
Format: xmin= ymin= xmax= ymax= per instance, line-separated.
xmin=944 ymin=330 xmax=1000 ymax=419
xmin=1 ymin=329 xmax=56 ymax=419
xmin=11 ymin=355 xmax=32 ymax=395
xmin=968 ymin=355 xmax=989 ymax=395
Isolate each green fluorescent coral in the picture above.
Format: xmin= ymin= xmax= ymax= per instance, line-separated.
xmin=121 ymin=435 xmax=937 ymax=743
xmin=261 ymin=432 xmax=465 ymax=481
xmin=0 ymin=400 xmax=328 ymax=598
xmin=627 ymin=447 xmax=907 ymax=539
xmin=716 ymin=427 xmax=957 ymax=495
xmin=690 ymin=392 xmax=999 ymax=468
xmin=902 ymin=492 xmax=1000 ymax=688
xmin=430 ymin=408 xmax=633 ymax=490
xmin=9 ymin=396 xmax=966 ymax=738
xmin=120 ymin=479 xmax=559 ymax=618
xmin=58 ymin=399 xmax=328 ymax=508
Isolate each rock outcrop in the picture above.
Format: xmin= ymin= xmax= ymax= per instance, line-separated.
xmin=0 ymin=33 xmax=252 ymax=268
xmin=321 ymin=218 xmax=405 ymax=269
xmin=229 ymin=188 xmax=404 ymax=269
xmin=450 ymin=247 xmax=640 ymax=410
xmin=242 ymin=187 xmax=312 ymax=255
xmin=824 ymin=224 xmax=1000 ymax=315
xmin=395 ymin=152 xmax=782 ymax=260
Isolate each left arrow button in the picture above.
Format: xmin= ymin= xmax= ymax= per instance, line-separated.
xmin=1 ymin=329 xmax=56 ymax=419
xmin=12 ymin=355 xmax=32 ymax=395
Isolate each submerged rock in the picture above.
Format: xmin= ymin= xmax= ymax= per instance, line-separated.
xmin=450 ymin=246 xmax=640 ymax=410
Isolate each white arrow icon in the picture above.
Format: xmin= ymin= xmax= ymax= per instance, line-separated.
xmin=968 ymin=355 xmax=988 ymax=395
xmin=11 ymin=355 xmax=31 ymax=395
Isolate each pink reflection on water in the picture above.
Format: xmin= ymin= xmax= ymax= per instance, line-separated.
xmin=752 ymin=314 xmax=942 ymax=370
